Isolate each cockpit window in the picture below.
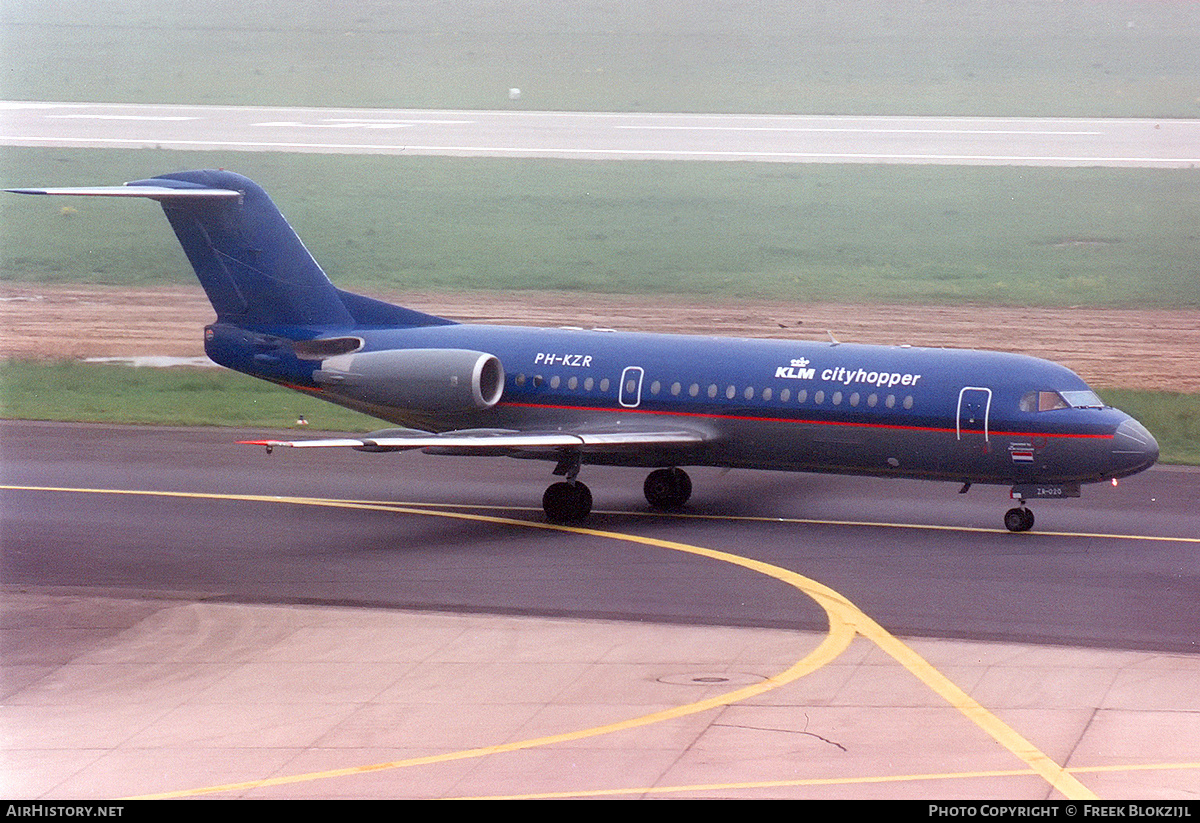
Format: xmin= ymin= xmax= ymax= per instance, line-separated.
xmin=1020 ymin=389 xmax=1105 ymax=412
xmin=1060 ymin=390 xmax=1105 ymax=409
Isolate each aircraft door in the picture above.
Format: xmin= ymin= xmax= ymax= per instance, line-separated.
xmin=957 ymin=387 xmax=992 ymax=443
xmin=619 ymin=366 xmax=644 ymax=408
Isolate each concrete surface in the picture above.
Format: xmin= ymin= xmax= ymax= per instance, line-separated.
xmin=3 ymin=589 xmax=1198 ymax=800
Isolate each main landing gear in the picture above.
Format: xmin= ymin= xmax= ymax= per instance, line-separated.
xmin=643 ymin=467 xmax=693 ymax=510
xmin=1004 ymin=504 xmax=1035 ymax=533
xmin=542 ymin=451 xmax=593 ymax=523
xmin=541 ymin=464 xmax=694 ymax=523
xmin=542 ymin=480 xmax=593 ymax=523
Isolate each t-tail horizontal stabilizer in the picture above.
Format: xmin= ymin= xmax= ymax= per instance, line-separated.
xmin=4 ymin=182 xmax=242 ymax=200
xmin=6 ymin=171 xmax=451 ymax=331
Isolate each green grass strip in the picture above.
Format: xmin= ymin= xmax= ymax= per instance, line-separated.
xmin=0 ymin=361 xmax=376 ymax=432
xmin=4 ymin=149 xmax=1198 ymax=308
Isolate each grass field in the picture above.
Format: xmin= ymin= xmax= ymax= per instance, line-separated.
xmin=3 ymin=0 xmax=1198 ymax=117
xmin=4 ymin=148 xmax=1198 ymax=308
xmin=0 ymin=360 xmax=377 ymax=431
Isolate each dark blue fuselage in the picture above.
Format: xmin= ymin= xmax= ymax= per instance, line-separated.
xmin=206 ymin=318 xmax=1158 ymax=488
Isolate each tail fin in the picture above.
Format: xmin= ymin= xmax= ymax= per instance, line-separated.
xmin=149 ymin=170 xmax=354 ymax=328
xmin=7 ymin=170 xmax=451 ymax=331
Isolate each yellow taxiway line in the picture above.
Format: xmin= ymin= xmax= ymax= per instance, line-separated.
xmin=7 ymin=484 xmax=1162 ymax=798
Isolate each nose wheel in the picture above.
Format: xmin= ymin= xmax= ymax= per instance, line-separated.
xmin=1004 ymin=506 xmax=1035 ymax=532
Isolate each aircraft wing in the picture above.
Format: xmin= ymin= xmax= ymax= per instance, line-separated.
xmin=240 ymin=427 xmax=709 ymax=455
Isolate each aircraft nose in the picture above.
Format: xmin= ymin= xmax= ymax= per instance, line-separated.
xmin=1111 ymin=417 xmax=1159 ymax=477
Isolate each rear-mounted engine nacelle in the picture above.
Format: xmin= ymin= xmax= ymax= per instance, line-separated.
xmin=314 ymin=348 xmax=505 ymax=411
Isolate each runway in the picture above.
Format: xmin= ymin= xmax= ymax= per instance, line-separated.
xmin=2 ymin=420 xmax=1198 ymax=798
xmin=4 ymin=101 xmax=1199 ymax=166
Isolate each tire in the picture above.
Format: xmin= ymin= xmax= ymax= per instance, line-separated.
xmin=1004 ymin=507 xmax=1032 ymax=532
xmin=543 ymin=481 xmax=592 ymax=523
xmin=644 ymin=468 xmax=692 ymax=509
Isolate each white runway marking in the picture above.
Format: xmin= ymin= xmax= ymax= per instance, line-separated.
xmin=47 ymin=114 xmax=199 ymax=121
xmin=4 ymin=101 xmax=1197 ymax=166
xmin=615 ymin=125 xmax=1105 ymax=136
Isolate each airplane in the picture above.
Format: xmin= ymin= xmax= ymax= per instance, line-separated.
xmin=7 ymin=170 xmax=1159 ymax=531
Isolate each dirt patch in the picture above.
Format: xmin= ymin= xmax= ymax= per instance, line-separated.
xmin=2 ymin=284 xmax=1197 ymax=392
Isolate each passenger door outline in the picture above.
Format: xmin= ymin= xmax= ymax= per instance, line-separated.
xmin=619 ymin=366 xmax=644 ymax=408
xmin=956 ymin=386 xmax=993 ymax=442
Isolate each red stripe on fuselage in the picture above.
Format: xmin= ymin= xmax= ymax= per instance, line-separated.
xmin=497 ymin=401 xmax=1115 ymax=440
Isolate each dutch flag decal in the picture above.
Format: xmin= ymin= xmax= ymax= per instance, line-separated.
xmin=1009 ymin=442 xmax=1036 ymax=463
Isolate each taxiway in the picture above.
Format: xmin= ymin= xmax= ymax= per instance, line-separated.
xmin=2 ymin=420 xmax=1198 ymax=798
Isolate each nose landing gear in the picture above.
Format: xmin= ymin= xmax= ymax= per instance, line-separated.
xmin=1004 ymin=505 xmax=1035 ymax=532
